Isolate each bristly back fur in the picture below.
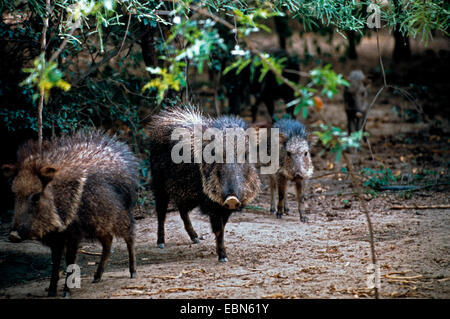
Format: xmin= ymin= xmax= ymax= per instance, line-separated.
xmin=273 ymin=118 xmax=307 ymax=139
xmin=18 ymin=129 xmax=139 ymax=182
xmin=147 ymin=106 xmax=210 ymax=143
xmin=212 ymin=115 xmax=248 ymax=130
xmin=148 ymin=106 xmax=248 ymax=138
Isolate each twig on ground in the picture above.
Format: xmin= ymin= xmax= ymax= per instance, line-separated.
xmin=390 ymin=204 xmax=450 ymax=210
xmin=78 ymin=249 xmax=102 ymax=256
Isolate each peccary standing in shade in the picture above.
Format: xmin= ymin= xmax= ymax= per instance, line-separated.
xmin=2 ymin=130 xmax=139 ymax=297
xmin=148 ymin=107 xmax=261 ymax=262
xmin=343 ymin=70 xmax=370 ymax=134
xmin=222 ymin=49 xmax=300 ymax=122
xmin=266 ymin=119 xmax=314 ymax=222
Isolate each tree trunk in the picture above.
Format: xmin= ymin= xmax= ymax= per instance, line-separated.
xmin=392 ymin=0 xmax=411 ymax=62
xmin=346 ymin=30 xmax=358 ymax=60
xmin=140 ymin=24 xmax=158 ymax=68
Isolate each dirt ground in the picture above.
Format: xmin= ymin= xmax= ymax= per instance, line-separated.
xmin=0 ymin=30 xmax=449 ymax=299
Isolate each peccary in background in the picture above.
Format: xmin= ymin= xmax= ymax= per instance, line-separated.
xmin=343 ymin=70 xmax=370 ymax=134
xmin=1 ymin=130 xmax=139 ymax=297
xmin=148 ymin=107 xmax=260 ymax=262
xmin=222 ymin=49 xmax=300 ymax=122
xmin=268 ymin=119 xmax=314 ymax=222
xmin=251 ymin=50 xmax=301 ymax=122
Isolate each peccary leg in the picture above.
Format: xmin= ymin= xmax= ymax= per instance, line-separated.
xmin=346 ymin=110 xmax=356 ymax=134
xmin=48 ymin=242 xmax=64 ymax=297
xmin=269 ymin=175 xmax=277 ymax=214
xmin=295 ymin=178 xmax=308 ymax=222
xmin=93 ymin=234 xmax=112 ymax=283
xmin=63 ymin=237 xmax=80 ymax=298
xmin=265 ymin=98 xmax=275 ymax=121
xmin=276 ymin=175 xmax=288 ymax=219
xmin=210 ymin=212 xmax=230 ymax=262
xmin=179 ymin=209 xmax=200 ymax=244
xmin=155 ymin=193 xmax=169 ymax=249
xmin=284 ymin=202 xmax=290 ymax=215
xmin=251 ymin=96 xmax=262 ymax=122
xmin=124 ymin=235 xmax=137 ymax=278
xmin=270 ymin=175 xmax=289 ymax=214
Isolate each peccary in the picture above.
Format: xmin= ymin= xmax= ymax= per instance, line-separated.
xmin=268 ymin=119 xmax=314 ymax=222
xmin=250 ymin=50 xmax=300 ymax=122
xmin=1 ymin=130 xmax=139 ymax=297
xmin=222 ymin=49 xmax=300 ymax=122
xmin=148 ymin=107 xmax=260 ymax=262
xmin=343 ymin=70 xmax=370 ymax=134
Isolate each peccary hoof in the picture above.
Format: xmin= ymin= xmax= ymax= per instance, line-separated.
xmin=218 ymin=257 xmax=228 ymax=263
xmin=92 ymin=277 xmax=101 ymax=283
xmin=158 ymin=243 xmax=165 ymax=249
xmin=62 ymin=290 xmax=71 ymax=298
xmin=299 ymin=210 xmax=308 ymax=223
xmin=47 ymin=290 xmax=57 ymax=297
xmin=193 ymin=238 xmax=201 ymax=244
xmin=276 ymin=213 xmax=282 ymax=219
xmin=270 ymin=208 xmax=276 ymax=214
xmin=130 ymin=272 xmax=137 ymax=279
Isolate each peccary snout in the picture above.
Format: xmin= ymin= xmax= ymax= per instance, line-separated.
xmin=224 ymin=196 xmax=241 ymax=210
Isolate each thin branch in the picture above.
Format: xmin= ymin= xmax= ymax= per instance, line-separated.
xmin=117 ymin=12 xmax=132 ymax=57
xmin=376 ymin=29 xmax=387 ymax=87
xmin=390 ymin=204 xmax=450 ymax=210
xmin=343 ymin=152 xmax=379 ymax=299
xmin=48 ymin=21 xmax=79 ymax=64
xmin=37 ymin=0 xmax=50 ymax=153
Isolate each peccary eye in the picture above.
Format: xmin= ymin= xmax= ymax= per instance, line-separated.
xmin=287 ymin=151 xmax=292 ymax=157
xmin=29 ymin=192 xmax=41 ymax=203
xmin=304 ymin=152 xmax=308 ymax=157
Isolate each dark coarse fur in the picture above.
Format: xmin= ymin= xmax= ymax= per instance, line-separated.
xmin=270 ymin=119 xmax=314 ymax=222
xmin=273 ymin=118 xmax=307 ymax=139
xmin=148 ymin=107 xmax=260 ymax=262
xmin=251 ymin=50 xmax=300 ymax=122
xmin=343 ymin=70 xmax=370 ymax=134
xmin=222 ymin=49 xmax=300 ymax=122
xmin=3 ymin=130 xmax=139 ymax=297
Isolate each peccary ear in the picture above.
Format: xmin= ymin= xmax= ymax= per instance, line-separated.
xmin=2 ymin=164 xmax=18 ymax=179
xmin=279 ymin=133 xmax=288 ymax=146
xmin=38 ymin=166 xmax=57 ymax=186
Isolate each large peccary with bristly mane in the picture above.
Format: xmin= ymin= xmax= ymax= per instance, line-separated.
xmin=268 ymin=119 xmax=314 ymax=222
xmin=148 ymin=107 xmax=261 ymax=262
xmin=343 ymin=70 xmax=370 ymax=135
xmin=1 ymin=130 xmax=139 ymax=297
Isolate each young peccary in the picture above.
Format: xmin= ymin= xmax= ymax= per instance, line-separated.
xmin=1 ymin=130 xmax=139 ymax=297
xmin=148 ymin=107 xmax=260 ymax=262
xmin=343 ymin=70 xmax=370 ymax=134
xmin=269 ymin=119 xmax=314 ymax=222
